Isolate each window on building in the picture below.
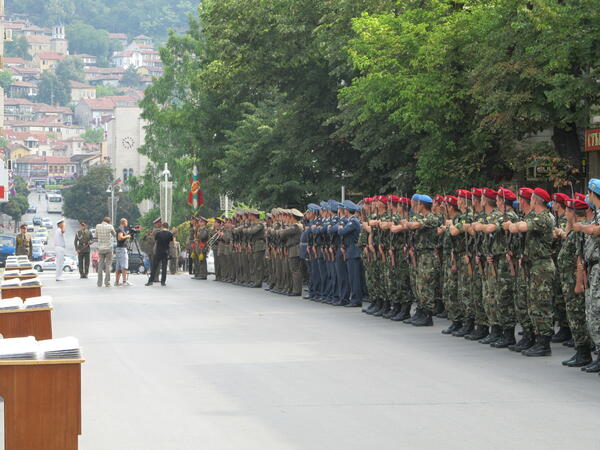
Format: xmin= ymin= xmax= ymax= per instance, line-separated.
xmin=128 ymin=168 xmax=133 ymax=178
xmin=123 ymin=169 xmax=128 ymax=181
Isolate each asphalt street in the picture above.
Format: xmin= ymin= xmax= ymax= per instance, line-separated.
xmin=35 ymin=272 xmax=600 ymax=450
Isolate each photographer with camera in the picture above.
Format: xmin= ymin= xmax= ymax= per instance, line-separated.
xmin=115 ymin=218 xmax=133 ymax=286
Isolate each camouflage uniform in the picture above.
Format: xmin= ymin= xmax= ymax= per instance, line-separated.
xmin=472 ymin=211 xmax=488 ymax=327
xmin=514 ymin=211 xmax=536 ymax=334
xmin=552 ymin=216 xmax=568 ymax=328
xmin=582 ymin=216 xmax=600 ymax=348
xmin=390 ymin=213 xmax=413 ymax=309
xmin=523 ymin=210 xmax=556 ymax=337
xmin=454 ymin=211 xmax=474 ymax=321
xmin=414 ymin=212 xmax=443 ymax=312
xmin=442 ymin=216 xmax=462 ymax=322
xmin=558 ymin=227 xmax=592 ymax=348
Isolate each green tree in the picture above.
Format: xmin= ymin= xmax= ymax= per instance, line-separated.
xmin=63 ymin=165 xmax=140 ymax=226
xmin=66 ymin=21 xmax=112 ymax=64
xmin=55 ymin=56 xmax=85 ymax=83
xmin=1 ymin=192 xmax=29 ymax=231
xmin=121 ymin=66 xmax=142 ymax=88
xmin=81 ymin=129 xmax=105 ymax=144
xmin=0 ymin=71 xmax=12 ymax=92
xmin=5 ymin=36 xmax=31 ymax=60
xmin=96 ymin=85 xmax=123 ymax=98
xmin=37 ymin=71 xmax=70 ymax=106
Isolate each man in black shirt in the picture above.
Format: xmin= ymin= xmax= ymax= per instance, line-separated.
xmin=145 ymin=222 xmax=173 ymax=286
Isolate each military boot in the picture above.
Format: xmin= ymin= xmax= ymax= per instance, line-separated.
xmin=551 ymin=326 xmax=572 ymax=343
xmin=522 ymin=335 xmax=552 ymax=357
xmin=509 ymin=330 xmax=535 ymax=352
xmin=465 ymin=325 xmax=488 ymax=341
xmin=491 ymin=327 xmax=516 ymax=348
xmin=433 ymin=299 xmax=445 ymax=317
xmin=442 ymin=321 xmax=462 ymax=335
xmin=452 ymin=319 xmax=474 ymax=337
xmin=412 ymin=310 xmax=433 ymax=327
xmin=365 ymin=299 xmax=380 ymax=315
xmin=373 ymin=301 xmax=391 ymax=317
xmin=480 ymin=325 xmax=502 ymax=344
xmin=391 ymin=303 xmax=412 ymax=322
xmin=404 ymin=307 xmax=423 ymax=324
xmin=383 ymin=303 xmax=399 ymax=319
xmin=563 ymin=346 xmax=593 ymax=367
xmin=562 ymin=338 xmax=575 ymax=348
xmin=581 ymin=353 xmax=600 ymax=373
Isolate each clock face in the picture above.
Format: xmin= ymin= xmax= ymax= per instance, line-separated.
xmin=121 ymin=136 xmax=135 ymax=150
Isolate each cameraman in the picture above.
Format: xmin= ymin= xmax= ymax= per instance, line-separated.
xmin=115 ymin=218 xmax=132 ymax=286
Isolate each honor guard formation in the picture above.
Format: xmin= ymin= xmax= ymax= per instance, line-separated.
xmin=185 ymin=181 xmax=600 ymax=375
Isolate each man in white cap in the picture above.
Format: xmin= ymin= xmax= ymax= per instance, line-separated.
xmin=55 ymin=219 xmax=66 ymax=281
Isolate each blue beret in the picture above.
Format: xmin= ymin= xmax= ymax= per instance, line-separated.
xmin=307 ymin=203 xmax=321 ymax=212
xmin=319 ymin=201 xmax=329 ymax=211
xmin=328 ymin=199 xmax=339 ymax=212
xmin=411 ymin=193 xmax=420 ymax=201
xmin=419 ymin=194 xmax=433 ymax=204
xmin=589 ymin=179 xmax=600 ymax=196
xmin=512 ymin=200 xmax=519 ymax=210
xmin=342 ymin=200 xmax=359 ymax=212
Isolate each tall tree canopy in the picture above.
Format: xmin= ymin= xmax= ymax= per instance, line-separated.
xmin=136 ymin=0 xmax=600 ymax=213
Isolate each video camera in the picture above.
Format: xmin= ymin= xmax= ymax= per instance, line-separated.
xmin=129 ymin=225 xmax=143 ymax=236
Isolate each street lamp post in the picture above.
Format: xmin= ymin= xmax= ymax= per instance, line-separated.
xmin=106 ymin=183 xmax=121 ymax=222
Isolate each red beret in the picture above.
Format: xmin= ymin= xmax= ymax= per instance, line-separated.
xmin=445 ymin=195 xmax=458 ymax=207
xmin=566 ymin=199 xmax=588 ymax=210
xmin=363 ymin=197 xmax=372 ymax=204
xmin=518 ymin=187 xmax=534 ymax=199
xmin=482 ymin=188 xmax=497 ymax=199
xmin=533 ymin=187 xmax=550 ymax=203
xmin=471 ymin=188 xmax=482 ymax=198
xmin=387 ymin=195 xmax=400 ymax=204
xmin=456 ymin=189 xmax=472 ymax=199
xmin=399 ymin=197 xmax=410 ymax=206
xmin=552 ymin=192 xmax=570 ymax=206
xmin=433 ymin=194 xmax=444 ymax=204
xmin=497 ymin=187 xmax=516 ymax=202
xmin=374 ymin=195 xmax=388 ymax=204
xmin=574 ymin=193 xmax=586 ymax=201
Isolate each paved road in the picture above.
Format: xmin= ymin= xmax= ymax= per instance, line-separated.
xmin=38 ymin=273 xmax=600 ymax=450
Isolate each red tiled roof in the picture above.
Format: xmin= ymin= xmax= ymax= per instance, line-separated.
xmin=81 ymin=96 xmax=137 ymax=110
xmin=4 ymin=57 xmax=27 ymax=65
xmin=35 ymin=52 xmax=65 ymax=60
xmin=69 ymin=80 xmax=94 ymax=89
xmin=4 ymin=130 xmax=53 ymax=145
xmin=3 ymin=98 xmax=34 ymax=106
xmin=16 ymin=155 xmax=72 ymax=164
xmin=10 ymin=80 xmax=37 ymax=88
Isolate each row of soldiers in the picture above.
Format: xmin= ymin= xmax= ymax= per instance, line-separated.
xmin=186 ymin=182 xmax=600 ymax=374
xmin=355 ymin=184 xmax=600 ymax=373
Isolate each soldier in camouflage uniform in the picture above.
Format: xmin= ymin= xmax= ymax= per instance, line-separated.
xmin=432 ymin=195 xmax=446 ymax=317
xmin=387 ymin=196 xmax=413 ymax=321
xmin=449 ymin=189 xmax=475 ymax=337
xmin=505 ymin=187 xmax=555 ymax=356
xmin=245 ymin=210 xmax=266 ymax=288
xmin=465 ymin=188 xmax=489 ymax=341
xmin=550 ymin=193 xmax=572 ymax=344
xmin=366 ymin=196 xmax=388 ymax=315
xmin=574 ymin=182 xmax=600 ymax=373
xmin=507 ymin=188 xmax=537 ymax=352
xmin=401 ymin=194 xmax=442 ymax=326
xmin=439 ymin=195 xmax=463 ymax=334
xmin=556 ymin=198 xmax=593 ymax=367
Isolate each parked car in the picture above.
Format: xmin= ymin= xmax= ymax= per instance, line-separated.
xmin=111 ymin=252 xmax=147 ymax=274
xmin=33 ymin=256 xmax=77 ymax=273
xmin=32 ymin=216 xmax=43 ymax=226
xmin=42 ymin=218 xmax=52 ymax=229
xmin=27 ymin=206 xmax=37 ymax=214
